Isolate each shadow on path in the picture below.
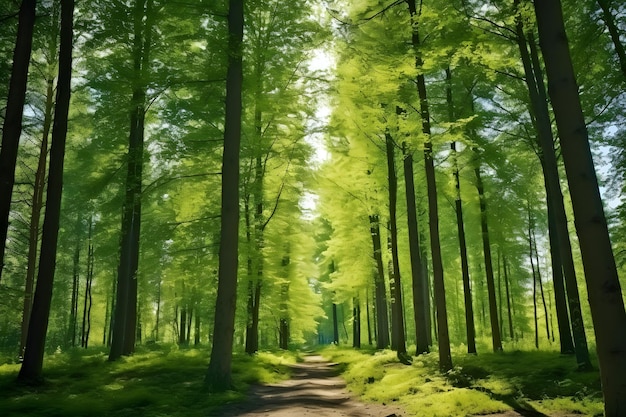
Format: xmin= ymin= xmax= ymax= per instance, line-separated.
xmin=215 ymin=355 xmax=404 ymax=417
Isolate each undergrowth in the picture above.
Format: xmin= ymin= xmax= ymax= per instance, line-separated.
xmin=0 ymin=344 xmax=298 ymax=417
xmin=320 ymin=343 xmax=604 ymax=417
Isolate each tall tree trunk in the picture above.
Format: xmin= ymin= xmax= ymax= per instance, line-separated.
xmin=446 ymin=67 xmax=476 ymax=354
xmin=534 ymin=1 xmax=626 ymax=413
xmin=194 ymin=307 xmax=200 ymax=346
xmin=545 ymin=179 xmax=575 ymax=353
xmin=0 ymin=0 xmax=37 ymax=281
xmin=503 ymin=255 xmax=514 ymax=339
xmin=205 ymin=0 xmax=244 ymax=391
xmin=20 ymin=46 xmax=56 ymax=356
xmin=407 ymin=0 xmax=451 ymax=370
xmin=154 ymin=275 xmax=161 ymax=342
xmin=81 ymin=217 xmax=94 ymax=348
xmin=515 ymin=5 xmax=586 ymax=363
xmin=596 ymin=0 xmax=626 ymax=79
xmin=402 ymin=142 xmax=428 ymax=355
xmin=69 ymin=241 xmax=80 ymax=347
xmin=521 ymin=20 xmax=591 ymax=367
xmin=17 ymin=0 xmax=74 ymax=382
xmin=109 ymin=0 xmax=153 ymax=361
xmin=531 ymin=223 xmax=551 ymax=343
xmin=528 ymin=205 xmax=539 ymax=349
xmin=366 ymin=287 xmax=372 ymax=346
xmin=474 ymin=163 xmax=503 ymax=352
xmin=370 ymin=215 xmax=390 ymax=348
xmin=352 ymin=297 xmax=361 ymax=348
xmin=385 ymin=133 xmax=407 ymax=356
xmin=332 ymin=301 xmax=339 ymax=344
xmin=279 ymin=250 xmax=290 ymax=350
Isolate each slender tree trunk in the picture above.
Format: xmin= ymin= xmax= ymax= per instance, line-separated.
xmin=406 ymin=0 xmax=451 ymax=370
xmin=515 ymin=4 xmax=582 ymax=360
xmin=366 ymin=287 xmax=372 ymax=346
xmin=69 ymin=241 xmax=80 ymax=347
xmin=534 ymin=1 xmax=626 ymax=413
xmin=420 ymin=233 xmax=432 ymax=347
xmin=179 ymin=305 xmax=187 ymax=345
xmin=385 ymin=133 xmax=407 ymax=356
xmin=109 ymin=0 xmax=153 ymax=361
xmin=474 ymin=163 xmax=503 ymax=352
xmin=596 ymin=0 xmax=626 ymax=79
xmin=0 ymin=0 xmax=37 ymax=281
xmin=545 ymin=180 xmax=575 ymax=353
xmin=446 ymin=67 xmax=476 ymax=354
xmin=279 ymin=250 xmax=290 ymax=350
xmin=528 ymin=28 xmax=592 ymax=369
xmin=503 ymin=255 xmax=514 ymax=339
xmin=205 ymin=0 xmax=244 ymax=391
xmin=353 ymin=297 xmax=361 ymax=348
xmin=103 ymin=286 xmax=109 ymax=346
xmin=155 ymin=275 xmax=161 ymax=342
xmin=531 ymin=224 xmax=551 ymax=342
xmin=528 ymin=205 xmax=539 ymax=349
xmin=20 ymin=54 xmax=56 ymax=357
xmin=17 ymin=0 xmax=74 ymax=382
xmin=402 ymin=142 xmax=428 ymax=355
xmin=194 ymin=308 xmax=200 ymax=346
xmin=370 ymin=215 xmax=390 ymax=348
xmin=332 ymin=302 xmax=339 ymax=344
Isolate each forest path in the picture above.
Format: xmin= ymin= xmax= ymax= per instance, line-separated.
xmin=216 ymin=354 xmax=406 ymax=416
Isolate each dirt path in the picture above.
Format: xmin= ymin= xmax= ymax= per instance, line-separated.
xmin=215 ymin=355 xmax=406 ymax=417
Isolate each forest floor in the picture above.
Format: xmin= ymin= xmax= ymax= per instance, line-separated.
xmin=216 ymin=354 xmax=407 ymax=416
xmin=217 ymin=348 xmax=603 ymax=417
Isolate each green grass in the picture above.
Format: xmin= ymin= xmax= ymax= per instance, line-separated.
xmin=320 ymin=344 xmax=604 ymax=417
xmin=0 ymin=344 xmax=298 ymax=417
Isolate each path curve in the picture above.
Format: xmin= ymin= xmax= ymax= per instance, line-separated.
xmin=216 ymin=354 xmax=405 ymax=417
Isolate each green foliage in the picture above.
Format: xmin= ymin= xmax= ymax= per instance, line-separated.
xmin=0 ymin=345 xmax=297 ymax=417
xmin=321 ymin=345 xmax=603 ymax=417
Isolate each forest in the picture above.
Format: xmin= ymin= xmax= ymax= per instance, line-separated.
xmin=1 ymin=0 xmax=626 ymax=416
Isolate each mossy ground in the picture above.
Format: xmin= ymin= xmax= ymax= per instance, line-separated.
xmin=320 ymin=341 xmax=604 ymax=417
xmin=0 ymin=344 xmax=297 ymax=417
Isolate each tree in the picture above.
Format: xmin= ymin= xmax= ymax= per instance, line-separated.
xmin=18 ymin=0 xmax=74 ymax=383
xmin=407 ymin=0 xmax=452 ymax=371
xmin=533 ymin=0 xmax=626 ymax=413
xmin=0 ymin=0 xmax=37 ymax=282
xmin=205 ymin=0 xmax=244 ymax=391
xmin=109 ymin=0 xmax=155 ymax=361
xmin=19 ymin=0 xmax=60 ymax=358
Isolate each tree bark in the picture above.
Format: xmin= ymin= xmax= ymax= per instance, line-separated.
xmin=406 ymin=0 xmax=451 ymax=370
xmin=515 ymin=6 xmax=588 ymax=364
xmin=0 ymin=0 xmax=37 ymax=282
xmin=533 ymin=1 xmax=626 ymax=413
xmin=352 ymin=297 xmax=361 ymax=348
xmin=20 ymin=51 xmax=56 ymax=357
xmin=17 ymin=0 xmax=74 ymax=382
xmin=402 ymin=142 xmax=429 ymax=355
xmin=474 ymin=164 xmax=503 ymax=352
xmin=370 ymin=214 xmax=390 ymax=349
xmin=385 ymin=133 xmax=407 ymax=356
xmin=503 ymin=255 xmax=514 ymax=340
xmin=446 ymin=67 xmax=476 ymax=354
xmin=109 ymin=0 xmax=154 ymax=361
xmin=205 ymin=0 xmax=244 ymax=391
